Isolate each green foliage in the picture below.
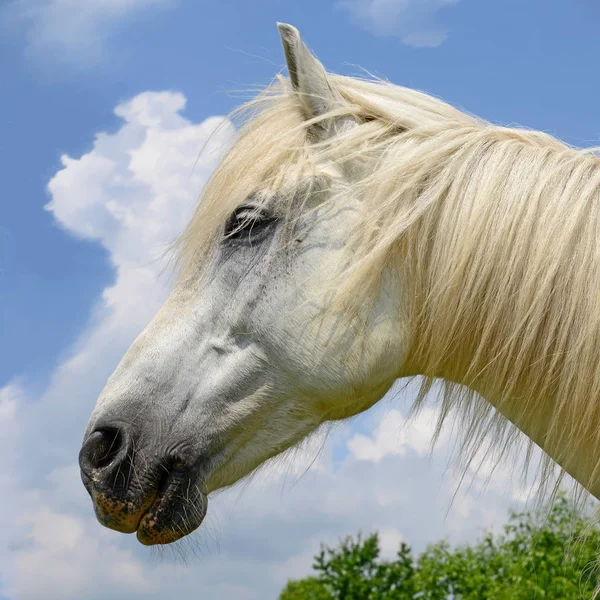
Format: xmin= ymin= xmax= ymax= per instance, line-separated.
xmin=279 ymin=496 xmax=600 ymax=600
xmin=279 ymin=577 xmax=331 ymax=600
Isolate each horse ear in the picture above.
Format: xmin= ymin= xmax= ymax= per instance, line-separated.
xmin=277 ymin=23 xmax=337 ymax=123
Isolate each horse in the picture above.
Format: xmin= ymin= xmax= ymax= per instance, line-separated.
xmin=79 ymin=22 xmax=600 ymax=546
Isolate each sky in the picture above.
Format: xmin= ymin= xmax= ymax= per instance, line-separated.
xmin=1 ymin=1 xmax=600 ymax=598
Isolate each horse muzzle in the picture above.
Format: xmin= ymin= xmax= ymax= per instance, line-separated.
xmin=79 ymin=423 xmax=207 ymax=545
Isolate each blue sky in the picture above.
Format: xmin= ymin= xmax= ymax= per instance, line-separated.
xmin=1 ymin=1 xmax=599 ymax=598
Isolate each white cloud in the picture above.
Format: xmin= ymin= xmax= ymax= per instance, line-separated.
xmin=347 ymin=406 xmax=442 ymax=462
xmin=0 ymin=89 xmax=557 ymax=599
xmin=378 ymin=527 xmax=406 ymax=559
xmin=12 ymin=506 xmax=152 ymax=600
xmin=337 ymin=0 xmax=461 ymax=48
xmin=0 ymin=384 xmax=19 ymax=423
xmin=0 ymin=0 xmax=174 ymax=65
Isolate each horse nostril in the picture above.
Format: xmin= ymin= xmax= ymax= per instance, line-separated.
xmin=79 ymin=427 xmax=128 ymax=478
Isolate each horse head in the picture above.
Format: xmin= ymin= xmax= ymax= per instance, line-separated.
xmin=79 ymin=24 xmax=407 ymax=545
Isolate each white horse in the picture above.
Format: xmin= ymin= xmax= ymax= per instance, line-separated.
xmin=79 ymin=23 xmax=600 ymax=545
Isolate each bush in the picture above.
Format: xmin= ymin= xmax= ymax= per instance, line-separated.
xmin=280 ymin=496 xmax=600 ymax=599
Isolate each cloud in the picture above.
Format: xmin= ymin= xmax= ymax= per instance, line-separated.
xmin=0 ymin=0 xmax=174 ymax=66
xmin=12 ymin=506 xmax=151 ymax=600
xmin=347 ymin=405 xmax=442 ymax=462
xmin=337 ymin=0 xmax=461 ymax=48
xmin=0 ymin=89 xmax=550 ymax=599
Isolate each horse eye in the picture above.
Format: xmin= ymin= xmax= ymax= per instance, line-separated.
xmin=223 ymin=205 xmax=276 ymax=242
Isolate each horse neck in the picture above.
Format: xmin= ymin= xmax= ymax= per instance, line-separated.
xmin=400 ymin=144 xmax=600 ymax=499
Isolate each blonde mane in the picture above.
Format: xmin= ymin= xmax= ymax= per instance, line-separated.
xmin=177 ymin=73 xmax=600 ymax=500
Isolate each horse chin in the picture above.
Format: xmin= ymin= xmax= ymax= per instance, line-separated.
xmin=135 ymin=468 xmax=208 ymax=545
xmin=136 ymin=490 xmax=208 ymax=546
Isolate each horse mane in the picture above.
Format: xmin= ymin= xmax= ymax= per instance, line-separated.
xmin=176 ymin=73 xmax=600 ymax=502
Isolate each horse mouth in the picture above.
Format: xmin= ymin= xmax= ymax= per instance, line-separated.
xmin=85 ymin=465 xmax=208 ymax=545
